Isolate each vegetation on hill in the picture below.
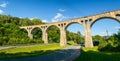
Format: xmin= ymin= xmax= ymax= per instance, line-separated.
xmin=0 ymin=14 xmax=83 ymax=46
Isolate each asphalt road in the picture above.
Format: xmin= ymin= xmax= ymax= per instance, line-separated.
xmin=0 ymin=45 xmax=81 ymax=61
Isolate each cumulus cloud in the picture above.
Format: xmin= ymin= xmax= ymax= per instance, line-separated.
xmin=0 ymin=9 xmax=3 ymax=14
xmin=0 ymin=2 xmax=8 ymax=7
xmin=52 ymin=13 xmax=66 ymax=22
xmin=29 ymin=18 xmax=34 ymax=20
xmin=58 ymin=8 xmax=66 ymax=12
xmin=42 ymin=19 xmax=48 ymax=23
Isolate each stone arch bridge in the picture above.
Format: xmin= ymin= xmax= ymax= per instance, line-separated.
xmin=20 ymin=10 xmax=120 ymax=48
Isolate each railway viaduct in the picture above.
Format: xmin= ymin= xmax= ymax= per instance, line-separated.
xmin=20 ymin=10 xmax=120 ymax=48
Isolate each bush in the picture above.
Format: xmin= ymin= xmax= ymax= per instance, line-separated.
xmin=98 ymin=40 xmax=108 ymax=51
xmin=98 ymin=43 xmax=113 ymax=51
xmin=93 ymin=41 xmax=99 ymax=46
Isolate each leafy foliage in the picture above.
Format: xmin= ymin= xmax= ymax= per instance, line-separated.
xmin=67 ymin=31 xmax=84 ymax=44
xmin=0 ymin=14 xmax=82 ymax=46
xmin=92 ymin=29 xmax=120 ymax=52
xmin=47 ymin=26 xmax=60 ymax=43
xmin=0 ymin=15 xmax=44 ymax=46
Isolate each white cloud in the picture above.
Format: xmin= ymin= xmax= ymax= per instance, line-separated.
xmin=52 ymin=13 xmax=66 ymax=22
xmin=0 ymin=2 xmax=8 ymax=7
xmin=29 ymin=18 xmax=34 ymax=20
xmin=58 ymin=9 xmax=66 ymax=12
xmin=0 ymin=9 xmax=3 ymax=14
xmin=42 ymin=19 xmax=48 ymax=23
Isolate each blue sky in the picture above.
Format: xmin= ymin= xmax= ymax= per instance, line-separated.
xmin=0 ymin=0 xmax=120 ymax=36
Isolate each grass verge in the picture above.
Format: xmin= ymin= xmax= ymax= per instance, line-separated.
xmin=74 ymin=46 xmax=120 ymax=61
xmin=0 ymin=43 xmax=66 ymax=59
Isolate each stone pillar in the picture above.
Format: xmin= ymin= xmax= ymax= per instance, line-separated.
xmin=27 ymin=28 xmax=33 ymax=39
xmin=28 ymin=32 xmax=33 ymax=39
xmin=60 ymin=27 xmax=66 ymax=46
xmin=84 ymin=25 xmax=93 ymax=48
xmin=42 ymin=30 xmax=48 ymax=44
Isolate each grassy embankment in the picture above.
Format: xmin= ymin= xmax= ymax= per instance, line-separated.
xmin=0 ymin=43 xmax=67 ymax=59
xmin=74 ymin=46 xmax=120 ymax=61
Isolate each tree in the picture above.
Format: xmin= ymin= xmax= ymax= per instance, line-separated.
xmin=48 ymin=26 xmax=60 ymax=43
xmin=32 ymin=18 xmax=44 ymax=25
xmin=98 ymin=29 xmax=120 ymax=52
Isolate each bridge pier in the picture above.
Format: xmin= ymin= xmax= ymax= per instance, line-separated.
xmin=27 ymin=27 xmax=33 ymax=39
xmin=28 ymin=33 xmax=33 ymax=39
xmin=60 ymin=27 xmax=66 ymax=46
xmin=42 ymin=30 xmax=48 ymax=44
xmin=84 ymin=25 xmax=93 ymax=48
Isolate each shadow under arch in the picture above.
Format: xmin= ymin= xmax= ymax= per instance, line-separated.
xmin=31 ymin=27 xmax=42 ymax=39
xmin=116 ymin=14 xmax=120 ymax=18
xmin=46 ymin=25 xmax=60 ymax=43
xmin=65 ymin=22 xmax=85 ymax=45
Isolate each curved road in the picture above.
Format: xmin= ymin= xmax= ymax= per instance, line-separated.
xmin=0 ymin=45 xmax=81 ymax=61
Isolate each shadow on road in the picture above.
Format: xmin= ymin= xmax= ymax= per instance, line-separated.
xmin=0 ymin=45 xmax=80 ymax=61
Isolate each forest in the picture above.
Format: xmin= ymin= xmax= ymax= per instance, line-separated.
xmin=0 ymin=14 xmax=83 ymax=46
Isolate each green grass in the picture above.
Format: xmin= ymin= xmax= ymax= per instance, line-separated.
xmin=74 ymin=46 xmax=120 ymax=61
xmin=0 ymin=43 xmax=66 ymax=59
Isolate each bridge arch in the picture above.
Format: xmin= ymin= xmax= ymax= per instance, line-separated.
xmin=65 ymin=22 xmax=85 ymax=44
xmin=20 ymin=28 xmax=28 ymax=38
xmin=90 ymin=16 xmax=120 ymax=28
xmin=65 ymin=22 xmax=83 ymax=30
xmin=46 ymin=25 xmax=60 ymax=31
xmin=116 ymin=14 xmax=120 ymax=18
xmin=31 ymin=27 xmax=42 ymax=39
xmin=91 ymin=17 xmax=120 ymax=46
xmin=46 ymin=25 xmax=60 ymax=43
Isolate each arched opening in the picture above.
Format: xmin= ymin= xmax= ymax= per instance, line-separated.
xmin=47 ymin=25 xmax=60 ymax=43
xmin=65 ymin=22 xmax=85 ymax=45
xmin=31 ymin=27 xmax=43 ymax=43
xmin=116 ymin=14 xmax=120 ymax=18
xmin=91 ymin=18 xmax=120 ymax=51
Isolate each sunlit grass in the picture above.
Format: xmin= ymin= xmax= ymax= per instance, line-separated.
xmin=0 ymin=43 xmax=67 ymax=59
xmin=82 ymin=46 xmax=99 ymax=52
xmin=74 ymin=46 xmax=120 ymax=61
